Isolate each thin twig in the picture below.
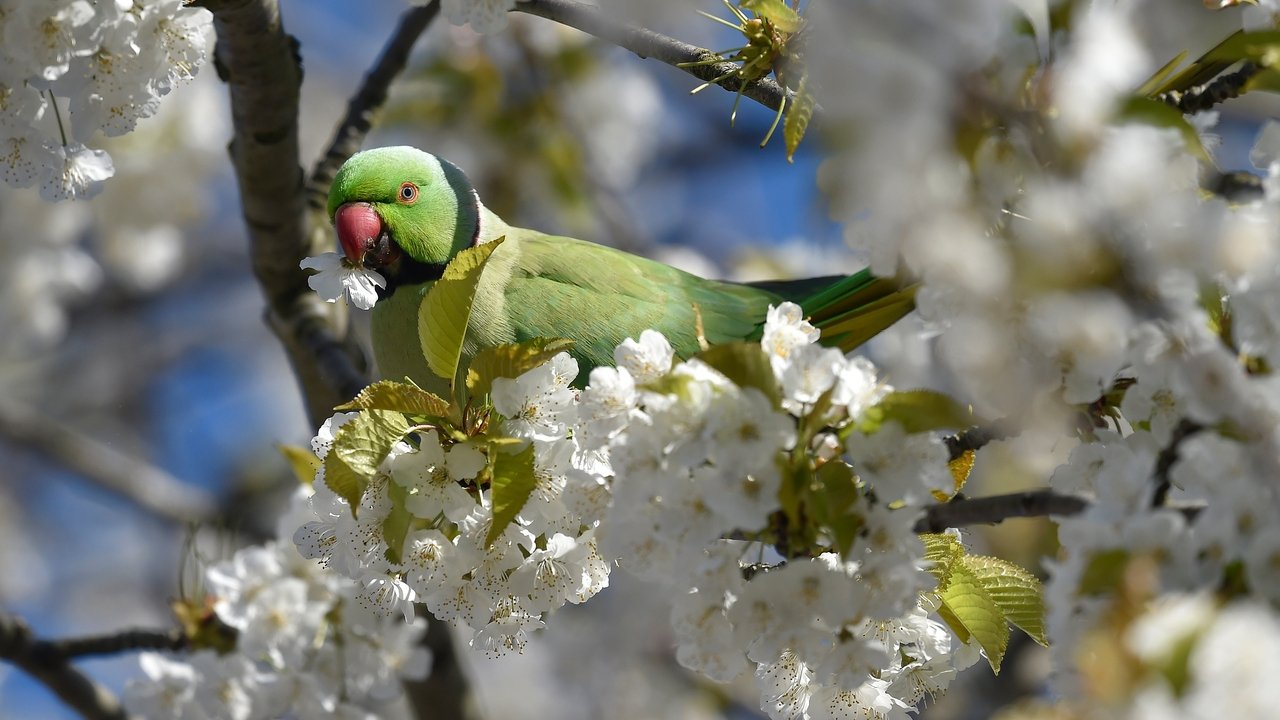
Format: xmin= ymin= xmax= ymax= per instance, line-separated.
xmin=0 ymin=398 xmax=217 ymax=524
xmin=1157 ymin=62 xmax=1260 ymax=114
xmin=914 ymin=490 xmax=1089 ymax=534
xmin=945 ymin=418 xmax=1019 ymax=462
xmin=305 ymin=2 xmax=442 ymax=212
xmin=31 ymin=628 xmax=188 ymax=662
xmin=515 ymin=0 xmax=794 ymax=114
xmin=1152 ymin=419 xmax=1202 ymax=508
xmin=914 ymin=488 xmax=1207 ymax=534
xmin=1205 ymin=169 xmax=1265 ymax=202
xmin=0 ymin=612 xmax=127 ymax=720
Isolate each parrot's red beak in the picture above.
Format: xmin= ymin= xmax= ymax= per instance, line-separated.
xmin=334 ymin=202 xmax=384 ymax=266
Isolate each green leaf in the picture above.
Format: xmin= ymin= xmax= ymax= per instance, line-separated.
xmin=1116 ymin=96 xmax=1209 ymax=162
xmin=937 ymin=562 xmax=1009 ymax=674
xmin=962 ymin=555 xmax=1048 ymax=647
xmin=920 ymin=532 xmax=965 ymax=588
xmin=382 ymin=480 xmax=413 ymax=566
xmin=336 ymin=380 xmax=451 ymax=418
xmin=813 ymin=460 xmax=860 ymax=556
xmin=278 ymin=444 xmax=320 ymax=486
xmin=935 ymin=602 xmax=971 ymax=645
xmin=333 ymin=410 xmax=411 ymax=476
xmin=1245 ymin=67 xmax=1280 ymax=93
xmin=858 ymin=389 xmax=974 ymax=435
xmin=1150 ymin=30 xmax=1280 ymax=98
xmin=784 ymin=72 xmax=815 ymax=163
xmin=420 ymin=238 xmax=504 ymax=389
xmin=325 ymin=409 xmax=411 ymax=513
xmin=1148 ymin=30 xmax=1245 ymax=96
xmin=1200 ymin=281 xmax=1228 ymax=340
xmin=741 ymin=0 xmax=804 ymax=33
xmin=324 ymin=452 xmax=365 ymax=510
xmin=695 ymin=342 xmax=781 ymax=408
xmin=486 ymin=441 xmax=537 ymax=547
xmin=465 ymin=338 xmax=575 ymax=403
xmin=1136 ymin=50 xmax=1188 ymax=97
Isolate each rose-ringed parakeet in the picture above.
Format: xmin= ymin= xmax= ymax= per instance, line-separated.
xmin=326 ymin=146 xmax=915 ymax=392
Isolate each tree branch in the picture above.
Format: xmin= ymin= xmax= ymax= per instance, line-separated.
xmin=0 ymin=612 xmax=127 ymax=720
xmin=913 ymin=488 xmax=1207 ymax=533
xmin=945 ymin=418 xmax=1019 ymax=462
xmin=196 ymin=0 xmax=366 ymax=425
xmin=914 ymin=490 xmax=1089 ymax=534
xmin=515 ymin=0 xmax=793 ymax=114
xmin=30 ymin=628 xmax=188 ymax=662
xmin=0 ymin=399 xmax=216 ymax=524
xmin=198 ymin=4 xmax=475 ymax=717
xmin=1157 ymin=62 xmax=1259 ymax=114
xmin=306 ymin=2 xmax=441 ymax=212
xmin=1152 ymin=419 xmax=1202 ymax=508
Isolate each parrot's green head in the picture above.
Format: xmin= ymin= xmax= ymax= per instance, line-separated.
xmin=327 ymin=146 xmax=480 ymax=281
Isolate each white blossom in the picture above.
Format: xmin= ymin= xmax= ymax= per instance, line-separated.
xmin=299 ymin=252 xmax=385 ymax=310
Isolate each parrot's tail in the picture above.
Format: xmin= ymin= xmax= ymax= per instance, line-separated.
xmin=799 ymin=268 xmax=918 ymax=352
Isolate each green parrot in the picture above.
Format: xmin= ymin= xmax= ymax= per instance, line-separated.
xmin=326 ymin=146 xmax=916 ymax=392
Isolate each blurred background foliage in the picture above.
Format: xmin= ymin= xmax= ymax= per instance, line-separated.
xmin=0 ymin=0 xmax=1275 ymax=718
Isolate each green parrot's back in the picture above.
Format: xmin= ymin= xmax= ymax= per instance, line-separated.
xmin=371 ymin=229 xmax=914 ymax=390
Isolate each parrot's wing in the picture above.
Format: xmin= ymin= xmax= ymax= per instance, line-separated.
xmin=502 ymin=233 xmax=779 ymax=370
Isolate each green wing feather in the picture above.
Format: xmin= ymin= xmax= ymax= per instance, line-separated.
xmin=797 ymin=269 xmax=919 ymax=352
xmin=499 ymin=230 xmax=781 ymax=370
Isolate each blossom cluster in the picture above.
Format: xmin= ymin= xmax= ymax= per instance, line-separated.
xmin=0 ymin=0 xmax=212 ymax=200
xmin=292 ymin=356 xmax=612 ymax=658
xmin=123 ymin=499 xmax=431 ymax=719
xmin=581 ymin=311 xmax=976 ymax=719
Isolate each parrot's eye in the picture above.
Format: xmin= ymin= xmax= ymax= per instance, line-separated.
xmin=398 ymin=182 xmax=418 ymax=203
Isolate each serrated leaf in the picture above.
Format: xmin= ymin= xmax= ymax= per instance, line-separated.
xmin=1077 ymin=548 xmax=1131 ymax=596
xmin=938 ymin=562 xmax=1009 ymax=674
xmin=333 ymin=410 xmax=411 ymax=476
xmin=486 ymin=442 xmax=537 ymax=547
xmin=935 ymin=602 xmax=970 ymax=645
xmin=858 ymin=389 xmax=974 ymax=435
xmin=784 ymin=72 xmax=815 ymax=163
xmin=936 ymin=449 xmax=976 ymax=501
xmin=326 ymin=409 xmax=411 ymax=513
xmin=466 ymin=338 xmax=575 ymax=403
xmin=962 ymin=555 xmax=1048 ymax=647
xmin=336 ymin=380 xmax=450 ymax=418
xmin=382 ymin=480 xmax=413 ymax=566
xmin=741 ymin=0 xmax=804 ymax=33
xmin=695 ymin=342 xmax=781 ymax=408
xmin=324 ymin=452 xmax=365 ymax=510
xmin=1117 ymin=97 xmax=1209 ymax=162
xmin=420 ymin=238 xmax=504 ymax=389
xmin=920 ymin=532 xmax=965 ymax=588
xmin=278 ymin=444 xmax=320 ymax=486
